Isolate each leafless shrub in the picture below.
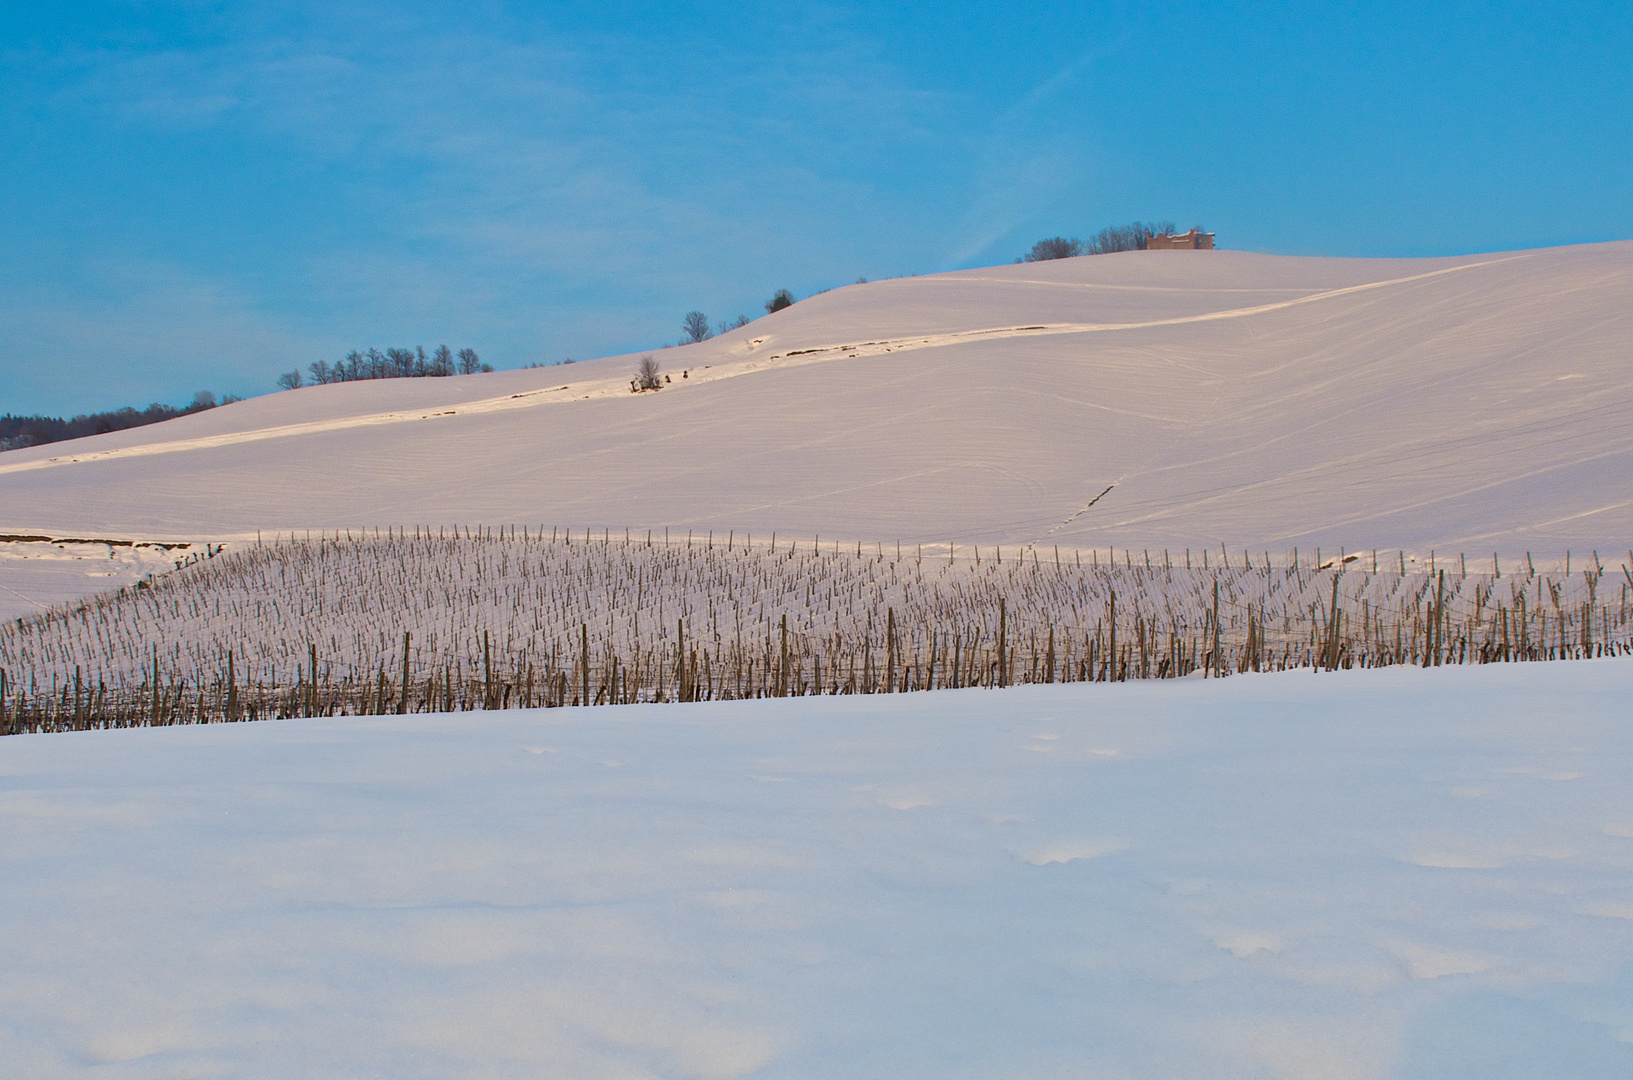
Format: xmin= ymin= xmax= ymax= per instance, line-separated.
xmin=1085 ymin=220 xmax=1177 ymax=254
xmin=1024 ymin=237 xmax=1082 ymax=261
xmin=682 ymin=312 xmax=713 ymax=344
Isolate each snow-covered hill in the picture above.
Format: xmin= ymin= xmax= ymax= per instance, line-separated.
xmin=3 ymin=242 xmax=1630 ymax=558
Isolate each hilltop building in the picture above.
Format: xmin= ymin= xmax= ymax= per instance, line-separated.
xmin=1146 ymin=228 xmax=1215 ymax=250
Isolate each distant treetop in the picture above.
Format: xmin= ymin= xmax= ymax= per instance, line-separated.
xmin=1025 ymin=237 xmax=1083 ymax=261
xmin=277 ymin=345 xmax=491 ymax=391
xmin=1 ymin=393 xmax=239 ymax=452
xmin=1021 ymin=221 xmax=1183 ymax=262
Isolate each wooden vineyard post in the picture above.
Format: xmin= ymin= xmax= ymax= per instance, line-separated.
xmin=581 ymin=623 xmax=590 ymax=706
xmin=997 ymin=598 xmax=1007 ymax=688
xmin=885 ymin=608 xmax=895 ymax=694
xmin=1424 ymin=570 xmax=1445 ymax=668
xmin=677 ymin=620 xmax=687 ymax=702
xmin=1108 ymin=589 xmax=1117 ymax=682
xmin=399 ymin=631 xmax=410 ymax=714
xmin=226 ymin=649 xmax=237 ymax=722
xmin=483 ymin=630 xmax=494 ymax=709
xmin=1323 ymin=574 xmax=1342 ymax=671
xmin=1209 ymin=579 xmax=1221 ymax=677
xmin=1436 ymin=569 xmax=1447 ymax=666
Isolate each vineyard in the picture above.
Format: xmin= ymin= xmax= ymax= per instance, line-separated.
xmin=3 ymin=526 xmax=1631 ymax=734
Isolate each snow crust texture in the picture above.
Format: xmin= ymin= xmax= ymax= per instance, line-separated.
xmin=2 ymin=243 xmax=1631 ymax=558
xmin=2 ymin=660 xmax=1632 ymax=1078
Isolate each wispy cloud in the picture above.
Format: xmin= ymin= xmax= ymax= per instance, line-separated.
xmin=0 ymin=256 xmax=326 ymax=412
xmin=1 ymin=3 xmax=975 ymax=410
xmin=947 ymin=33 xmax=1140 ymax=265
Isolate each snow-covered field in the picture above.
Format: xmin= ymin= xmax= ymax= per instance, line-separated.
xmin=2 ymin=243 xmax=1630 ymax=563
xmin=0 ymin=539 xmax=203 ymax=623
xmin=3 ymin=660 xmax=1631 ymax=1078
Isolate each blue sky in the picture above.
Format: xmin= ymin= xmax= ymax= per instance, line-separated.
xmin=2 ymin=1 xmax=1629 ymax=415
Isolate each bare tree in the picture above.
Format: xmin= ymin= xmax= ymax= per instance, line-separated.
xmin=1024 ymin=236 xmax=1083 ymax=262
xmin=1083 ymin=226 xmax=1138 ymax=254
xmin=297 ymin=343 xmax=485 ymax=388
xmin=635 ymin=354 xmax=662 ymax=391
xmin=384 ymin=347 xmax=416 ymax=377
xmin=682 ymin=311 xmax=713 ymax=344
xmin=765 ymin=289 xmax=795 ymax=313
xmin=1021 ymin=222 xmax=1181 ymax=261
xmin=276 ymin=370 xmax=303 ymax=390
xmin=717 ymin=314 xmax=751 ymax=334
xmin=1084 ymin=221 xmax=1176 ymax=254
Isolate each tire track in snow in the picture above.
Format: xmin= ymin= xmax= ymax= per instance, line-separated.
xmin=0 ymin=255 xmax=1526 ymax=479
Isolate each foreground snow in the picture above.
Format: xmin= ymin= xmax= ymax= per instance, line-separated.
xmin=2 ymin=662 xmax=1631 ymax=1078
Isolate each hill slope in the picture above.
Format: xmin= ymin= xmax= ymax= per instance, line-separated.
xmin=2 ymin=241 xmax=1629 ymax=558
